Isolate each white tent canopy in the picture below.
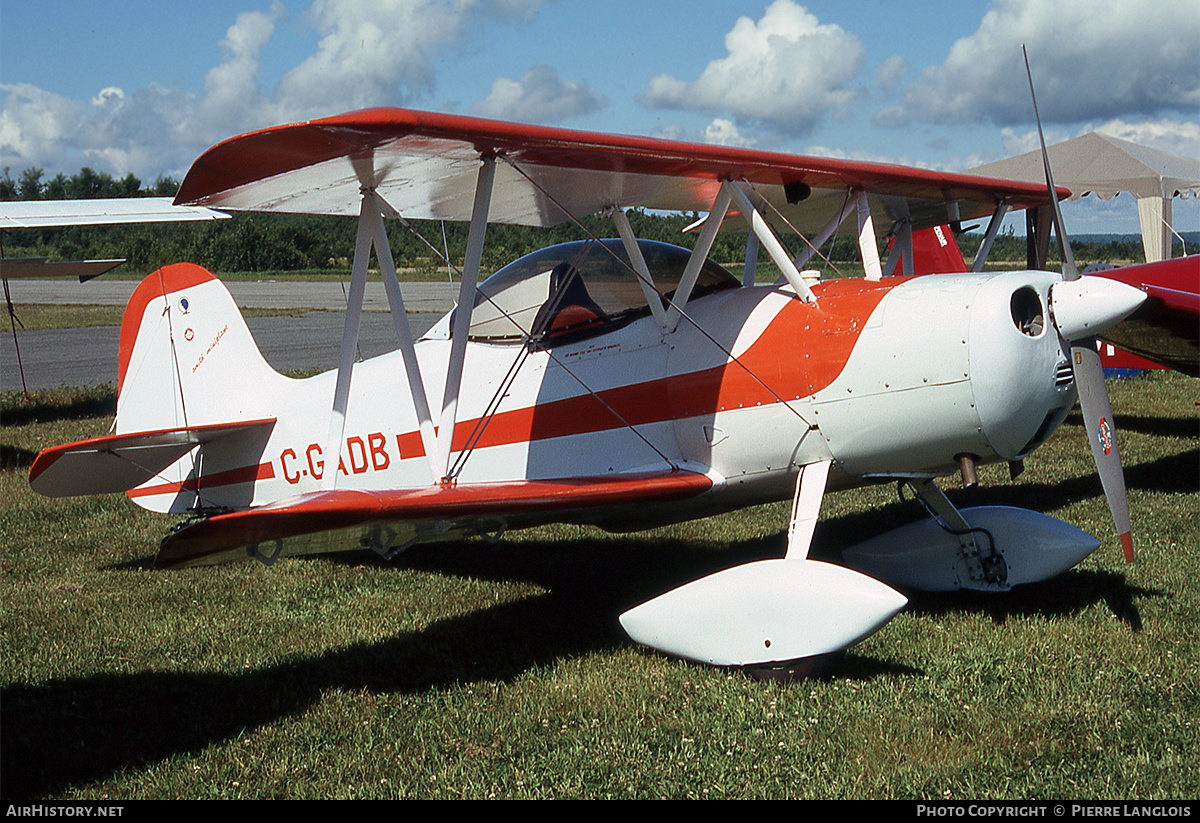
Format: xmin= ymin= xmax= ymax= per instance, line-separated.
xmin=970 ymin=133 xmax=1200 ymax=262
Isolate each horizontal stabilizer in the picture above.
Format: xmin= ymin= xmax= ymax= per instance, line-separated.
xmin=29 ymin=419 xmax=276 ymax=498
xmin=156 ymin=469 xmax=714 ymax=569
xmin=619 ymin=558 xmax=907 ymax=667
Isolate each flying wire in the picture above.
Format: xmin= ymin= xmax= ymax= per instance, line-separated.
xmin=0 ymin=234 xmax=30 ymax=398
xmin=498 ymin=154 xmax=817 ymax=429
xmin=392 ymin=212 xmax=679 ymax=477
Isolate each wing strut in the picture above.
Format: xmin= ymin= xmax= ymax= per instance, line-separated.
xmin=882 ymin=220 xmax=914 ymax=278
xmin=324 ymin=190 xmax=441 ymax=487
xmin=793 ymin=193 xmax=857 ymax=271
xmin=666 ymin=179 xmax=821 ymax=332
xmin=435 ymin=156 xmax=496 ymax=483
xmin=742 ymin=232 xmax=760 ymax=287
xmin=366 ymin=191 xmax=439 ymax=479
xmin=855 ymin=190 xmax=884 ymax=281
xmin=663 ymin=184 xmax=731 ymax=333
xmin=726 ymin=182 xmax=816 ymax=303
xmin=970 ymin=202 xmax=1009 ymax=272
xmin=323 ymin=195 xmax=378 ymax=489
xmin=611 ymin=208 xmax=669 ymax=330
xmin=783 ymin=188 xmax=882 ymax=281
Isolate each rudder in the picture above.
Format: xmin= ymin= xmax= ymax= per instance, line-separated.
xmin=113 ymin=264 xmax=285 ymax=513
xmin=116 ymin=263 xmax=284 ymax=435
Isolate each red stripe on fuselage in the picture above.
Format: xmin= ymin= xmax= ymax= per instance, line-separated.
xmin=432 ymin=278 xmax=894 ymax=454
xmin=127 ymin=460 xmax=275 ymax=499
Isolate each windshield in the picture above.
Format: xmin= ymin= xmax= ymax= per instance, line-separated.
xmin=463 ymin=238 xmax=739 ymax=342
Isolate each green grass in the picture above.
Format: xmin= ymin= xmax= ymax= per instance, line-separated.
xmin=1 ymin=373 xmax=1197 ymax=800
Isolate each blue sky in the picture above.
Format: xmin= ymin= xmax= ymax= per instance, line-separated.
xmin=2 ymin=0 xmax=1197 ymax=234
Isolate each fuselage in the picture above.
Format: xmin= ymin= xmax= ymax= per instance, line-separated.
xmin=125 ymin=264 xmax=1079 ymax=533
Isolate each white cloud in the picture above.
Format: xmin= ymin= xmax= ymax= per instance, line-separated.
xmin=877 ymin=0 xmax=1200 ymax=128
xmin=273 ymin=0 xmax=548 ymax=122
xmin=91 ymin=87 xmax=126 ymax=107
xmin=875 ymin=56 xmax=908 ymax=92
xmin=196 ymin=3 xmax=286 ymax=138
xmin=0 ymin=0 xmax=550 ymax=181
xmin=473 ymin=65 xmax=606 ymax=123
xmin=273 ymin=0 xmax=466 ymax=118
xmin=640 ymin=0 xmax=865 ymax=135
xmin=998 ymin=126 xmax=1067 ymax=158
xmin=646 ymin=119 xmax=757 ymax=148
xmin=704 ymin=118 xmax=756 ymax=147
xmin=998 ymin=118 xmax=1200 ymax=163
xmin=0 ymin=84 xmax=84 ymax=169
xmin=1092 ymin=118 xmax=1200 ymax=161
xmin=1 ymin=5 xmax=288 ymax=180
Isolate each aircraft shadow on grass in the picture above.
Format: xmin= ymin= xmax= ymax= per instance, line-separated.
xmin=3 ymin=402 xmax=1192 ymax=800
xmin=0 ymin=534 xmax=898 ymax=800
xmin=3 ymin=446 xmax=1183 ymax=801
xmin=0 ymin=392 xmax=116 ymax=429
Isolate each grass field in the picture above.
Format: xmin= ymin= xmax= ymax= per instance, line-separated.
xmin=1 ymin=372 xmax=1196 ymax=800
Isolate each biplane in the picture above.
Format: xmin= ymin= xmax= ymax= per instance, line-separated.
xmin=26 ymin=105 xmax=1152 ymax=670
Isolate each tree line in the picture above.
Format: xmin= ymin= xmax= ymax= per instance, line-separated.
xmin=1 ymin=166 xmax=181 ymax=201
xmin=2 ymin=165 xmax=1152 ymax=274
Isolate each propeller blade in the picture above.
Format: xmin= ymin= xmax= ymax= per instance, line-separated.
xmin=1025 ymin=44 xmax=1136 ymax=562
xmin=1071 ymin=341 xmax=1135 ymax=562
xmin=1023 ymin=45 xmax=1078 ymax=281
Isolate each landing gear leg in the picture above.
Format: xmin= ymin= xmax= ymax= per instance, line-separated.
xmin=903 ymin=478 xmax=1008 ymax=588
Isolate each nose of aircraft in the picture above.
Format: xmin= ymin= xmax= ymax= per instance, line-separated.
xmin=1049 ymin=273 xmax=1146 ymax=564
xmin=1049 ymin=275 xmax=1147 ymax=341
xmin=967 ymin=270 xmax=1145 ymax=465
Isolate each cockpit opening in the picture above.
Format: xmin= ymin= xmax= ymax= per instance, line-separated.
xmin=441 ymin=238 xmax=739 ymax=344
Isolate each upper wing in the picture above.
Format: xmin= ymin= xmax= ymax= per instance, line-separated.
xmin=0 ymin=197 xmax=227 ymax=229
xmin=1 ymin=199 xmax=228 ymax=282
xmin=173 ymin=107 xmax=1063 ymax=239
xmin=155 ymin=469 xmax=714 ymax=569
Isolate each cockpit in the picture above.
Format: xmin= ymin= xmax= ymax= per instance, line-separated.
xmin=429 ymin=238 xmax=740 ymax=345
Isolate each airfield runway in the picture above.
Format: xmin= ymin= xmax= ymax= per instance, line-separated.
xmin=1 ymin=279 xmax=457 ymax=392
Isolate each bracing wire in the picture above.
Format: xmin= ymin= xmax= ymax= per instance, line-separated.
xmin=497 ymin=155 xmax=817 ymax=429
xmin=392 ymin=212 xmax=680 ymax=479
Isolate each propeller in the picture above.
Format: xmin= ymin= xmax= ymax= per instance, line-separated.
xmin=1024 ymin=46 xmax=1138 ymax=562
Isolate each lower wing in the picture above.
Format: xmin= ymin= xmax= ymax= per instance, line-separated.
xmin=156 ymin=469 xmax=714 ymax=569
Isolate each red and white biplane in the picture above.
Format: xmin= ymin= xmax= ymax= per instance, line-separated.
xmin=28 ymin=106 xmax=1153 ymax=670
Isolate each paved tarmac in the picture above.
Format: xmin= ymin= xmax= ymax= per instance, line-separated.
xmin=6 ymin=278 xmax=458 ymax=313
xmin=1 ymin=279 xmax=455 ymax=393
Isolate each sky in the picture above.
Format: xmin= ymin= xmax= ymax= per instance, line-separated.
xmin=2 ymin=0 xmax=1197 ymax=236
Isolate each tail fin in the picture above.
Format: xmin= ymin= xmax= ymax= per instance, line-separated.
xmin=112 ymin=264 xmax=284 ymax=512
xmin=116 ymin=263 xmax=284 ymax=434
xmin=31 ymin=264 xmax=285 ymax=513
xmin=887 ymin=224 xmax=969 ymax=275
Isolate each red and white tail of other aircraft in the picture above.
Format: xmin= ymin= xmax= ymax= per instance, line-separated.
xmin=18 ymin=105 xmax=1195 ymax=671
